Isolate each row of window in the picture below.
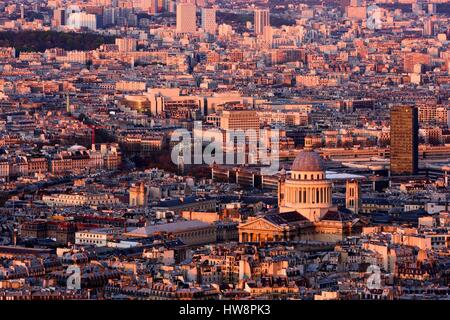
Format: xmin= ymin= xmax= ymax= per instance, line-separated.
xmin=177 ymin=229 xmax=215 ymax=239
xmin=285 ymin=186 xmax=331 ymax=204
xmin=292 ymin=173 xmax=325 ymax=180
xmin=78 ymin=233 xmax=106 ymax=239
xmin=77 ymin=239 xmax=104 ymax=244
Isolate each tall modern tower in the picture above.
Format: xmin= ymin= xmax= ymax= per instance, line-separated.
xmin=176 ymin=3 xmax=197 ymax=34
xmin=390 ymin=105 xmax=419 ymax=176
xmin=136 ymin=0 xmax=158 ymax=13
xmin=423 ymin=17 xmax=435 ymax=37
xmin=201 ymin=8 xmax=217 ymax=34
xmin=53 ymin=8 xmax=66 ymax=27
xmin=254 ymin=8 xmax=270 ymax=35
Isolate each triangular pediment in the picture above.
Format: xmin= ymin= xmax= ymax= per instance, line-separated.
xmin=351 ymin=218 xmax=364 ymax=227
xmin=239 ymin=216 xmax=285 ymax=232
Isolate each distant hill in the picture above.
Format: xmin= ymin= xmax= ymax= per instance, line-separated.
xmin=0 ymin=30 xmax=116 ymax=53
xmin=216 ymin=11 xmax=296 ymax=34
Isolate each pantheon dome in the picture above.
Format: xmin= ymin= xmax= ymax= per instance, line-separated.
xmin=278 ymin=137 xmax=333 ymax=222
xmin=291 ymin=142 xmax=324 ymax=172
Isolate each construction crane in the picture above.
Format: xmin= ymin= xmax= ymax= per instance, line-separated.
xmin=86 ymin=123 xmax=108 ymax=146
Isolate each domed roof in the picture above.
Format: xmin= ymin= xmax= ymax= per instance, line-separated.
xmin=291 ymin=149 xmax=324 ymax=172
xmin=68 ymin=145 xmax=87 ymax=152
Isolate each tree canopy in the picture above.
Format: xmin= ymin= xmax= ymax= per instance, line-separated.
xmin=0 ymin=30 xmax=116 ymax=53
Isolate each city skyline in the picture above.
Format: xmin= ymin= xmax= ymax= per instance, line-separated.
xmin=0 ymin=0 xmax=449 ymax=305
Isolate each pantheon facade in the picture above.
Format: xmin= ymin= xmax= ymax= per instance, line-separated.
xmin=239 ymin=138 xmax=363 ymax=243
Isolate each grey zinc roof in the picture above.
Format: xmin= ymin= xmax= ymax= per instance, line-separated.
xmin=127 ymin=220 xmax=212 ymax=236
xmin=291 ymin=150 xmax=324 ymax=172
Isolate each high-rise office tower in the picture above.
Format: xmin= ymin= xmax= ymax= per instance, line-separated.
xmin=390 ymin=105 xmax=419 ymax=176
xmin=168 ymin=0 xmax=176 ymax=13
xmin=263 ymin=25 xmax=273 ymax=48
xmin=254 ymin=8 xmax=270 ymax=35
xmin=150 ymin=0 xmax=159 ymax=14
xmin=66 ymin=12 xmax=97 ymax=30
xmin=103 ymin=7 xmax=120 ymax=26
xmin=346 ymin=0 xmax=367 ymax=20
xmin=412 ymin=3 xmax=423 ymax=15
xmin=220 ymin=110 xmax=260 ymax=132
xmin=428 ymin=3 xmax=436 ymax=14
xmin=136 ymin=0 xmax=150 ymax=11
xmin=136 ymin=0 xmax=158 ymax=13
xmin=176 ymin=3 xmax=197 ymax=34
xmin=423 ymin=17 xmax=435 ymax=37
xmin=201 ymin=8 xmax=216 ymax=34
xmin=220 ymin=110 xmax=260 ymax=165
xmin=158 ymin=0 xmax=165 ymax=12
xmin=53 ymin=8 xmax=66 ymax=27
xmin=116 ymin=38 xmax=137 ymax=52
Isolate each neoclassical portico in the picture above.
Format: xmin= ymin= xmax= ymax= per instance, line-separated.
xmin=238 ymin=215 xmax=286 ymax=242
xmin=238 ymin=137 xmax=363 ymax=243
xmin=238 ymin=211 xmax=314 ymax=243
